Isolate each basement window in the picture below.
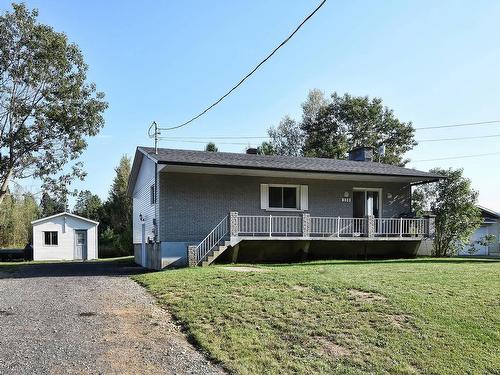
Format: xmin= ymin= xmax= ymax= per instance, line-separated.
xmin=44 ymin=231 xmax=58 ymax=246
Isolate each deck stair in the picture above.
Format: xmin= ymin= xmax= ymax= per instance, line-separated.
xmin=201 ymin=241 xmax=232 ymax=267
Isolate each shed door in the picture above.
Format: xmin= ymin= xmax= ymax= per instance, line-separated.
xmin=75 ymin=230 xmax=88 ymax=260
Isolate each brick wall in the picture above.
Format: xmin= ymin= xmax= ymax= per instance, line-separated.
xmin=159 ymin=172 xmax=411 ymax=243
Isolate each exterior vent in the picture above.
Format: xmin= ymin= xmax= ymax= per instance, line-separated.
xmin=246 ymin=148 xmax=258 ymax=155
xmin=348 ymin=147 xmax=374 ymax=162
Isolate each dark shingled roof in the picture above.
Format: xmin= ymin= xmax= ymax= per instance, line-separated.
xmin=137 ymin=147 xmax=441 ymax=180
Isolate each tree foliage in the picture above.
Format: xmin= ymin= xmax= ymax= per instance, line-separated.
xmin=73 ymin=190 xmax=102 ymax=221
xmin=267 ymin=116 xmax=304 ymax=157
xmin=39 ymin=191 xmax=66 ymax=217
xmin=260 ymin=90 xmax=416 ymax=165
xmin=413 ymin=168 xmax=482 ymax=256
xmin=205 ymin=142 xmax=218 ymax=152
xmin=100 ymin=156 xmax=132 ymax=255
xmin=0 ymin=3 xmax=107 ymax=204
xmin=0 ymin=188 xmax=39 ymax=247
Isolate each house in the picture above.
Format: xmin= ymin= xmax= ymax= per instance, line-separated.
xmin=127 ymin=146 xmax=441 ymax=269
xmin=458 ymin=206 xmax=500 ymax=257
xmin=31 ymin=212 xmax=99 ymax=261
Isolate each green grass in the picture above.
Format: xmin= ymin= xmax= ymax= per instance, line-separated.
xmin=133 ymin=258 xmax=500 ymax=375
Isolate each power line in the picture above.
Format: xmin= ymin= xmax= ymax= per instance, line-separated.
xmin=157 ymin=138 xmax=254 ymax=145
xmin=414 ymin=120 xmax=500 ymax=130
xmin=158 ymin=132 xmax=500 ymax=143
xmin=412 ymin=151 xmax=500 ymax=162
xmin=417 ymin=134 xmax=500 ymax=142
xmin=154 ymin=0 xmax=327 ymax=132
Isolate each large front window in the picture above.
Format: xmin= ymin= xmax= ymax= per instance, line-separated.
xmin=269 ymin=186 xmax=298 ymax=209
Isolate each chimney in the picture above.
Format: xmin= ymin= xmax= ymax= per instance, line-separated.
xmin=246 ymin=148 xmax=258 ymax=155
xmin=348 ymin=147 xmax=374 ymax=162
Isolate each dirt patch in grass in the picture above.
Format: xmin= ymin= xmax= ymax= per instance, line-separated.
xmin=221 ymin=266 xmax=268 ymax=273
xmin=349 ymin=289 xmax=387 ymax=302
xmin=292 ymin=285 xmax=309 ymax=292
xmin=388 ymin=314 xmax=412 ymax=329
xmin=314 ymin=336 xmax=351 ymax=358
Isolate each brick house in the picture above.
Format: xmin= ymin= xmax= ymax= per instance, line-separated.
xmin=127 ymin=146 xmax=440 ymax=269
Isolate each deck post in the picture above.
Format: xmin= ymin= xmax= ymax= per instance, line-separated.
xmin=229 ymin=211 xmax=239 ymax=239
xmin=337 ymin=217 xmax=340 ymax=237
xmin=399 ymin=217 xmax=403 ymax=237
xmin=424 ymin=214 xmax=436 ymax=238
xmin=302 ymin=213 xmax=310 ymax=237
xmin=187 ymin=245 xmax=197 ymax=267
xmin=367 ymin=215 xmax=375 ymax=238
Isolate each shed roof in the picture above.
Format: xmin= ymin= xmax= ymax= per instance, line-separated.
xmin=31 ymin=212 xmax=99 ymax=226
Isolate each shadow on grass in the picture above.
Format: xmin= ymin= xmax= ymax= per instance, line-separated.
xmin=0 ymin=256 xmax=150 ymax=279
xmin=263 ymin=257 xmax=500 ymax=268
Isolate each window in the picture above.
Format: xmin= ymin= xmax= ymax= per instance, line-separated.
xmin=269 ymin=186 xmax=298 ymax=209
xmin=150 ymin=184 xmax=156 ymax=205
xmin=44 ymin=231 xmax=58 ymax=246
xmin=261 ymin=184 xmax=308 ymax=211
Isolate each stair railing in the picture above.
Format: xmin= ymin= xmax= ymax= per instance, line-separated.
xmin=194 ymin=215 xmax=229 ymax=265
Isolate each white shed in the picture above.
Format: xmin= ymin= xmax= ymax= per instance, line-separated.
xmin=31 ymin=212 xmax=99 ymax=261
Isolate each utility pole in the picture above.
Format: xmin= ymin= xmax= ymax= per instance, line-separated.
xmin=153 ymin=121 xmax=159 ymax=154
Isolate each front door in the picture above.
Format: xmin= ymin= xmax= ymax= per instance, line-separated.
xmin=353 ymin=189 xmax=380 ymax=218
xmin=75 ymin=230 xmax=87 ymax=260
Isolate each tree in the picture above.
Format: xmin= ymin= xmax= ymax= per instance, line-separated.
xmin=413 ymin=168 xmax=482 ymax=257
xmin=101 ymin=156 xmax=132 ymax=254
xmin=301 ymin=92 xmax=416 ymax=165
xmin=205 ymin=142 xmax=218 ymax=152
xmin=266 ymin=116 xmax=304 ymax=157
xmin=0 ymin=188 xmax=38 ymax=247
xmin=0 ymin=4 xmax=108 ymax=205
xmin=73 ymin=190 xmax=102 ymax=221
xmin=39 ymin=191 xmax=66 ymax=217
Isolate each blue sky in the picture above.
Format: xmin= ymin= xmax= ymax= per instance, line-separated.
xmin=5 ymin=1 xmax=500 ymax=211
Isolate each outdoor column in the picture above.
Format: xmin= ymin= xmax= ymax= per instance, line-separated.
xmin=187 ymin=245 xmax=197 ymax=267
xmin=229 ymin=211 xmax=239 ymax=238
xmin=367 ymin=215 xmax=375 ymax=238
xmin=302 ymin=213 xmax=311 ymax=237
xmin=424 ymin=215 xmax=436 ymax=238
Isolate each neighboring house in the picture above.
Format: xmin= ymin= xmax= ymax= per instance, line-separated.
xmin=458 ymin=206 xmax=500 ymax=257
xmin=127 ymin=146 xmax=441 ymax=269
xmin=31 ymin=212 xmax=99 ymax=261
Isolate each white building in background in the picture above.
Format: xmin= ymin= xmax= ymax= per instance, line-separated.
xmin=31 ymin=212 xmax=99 ymax=261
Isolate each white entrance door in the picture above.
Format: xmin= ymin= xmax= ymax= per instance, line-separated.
xmin=75 ymin=230 xmax=87 ymax=260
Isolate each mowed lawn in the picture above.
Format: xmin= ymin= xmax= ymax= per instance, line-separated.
xmin=134 ymin=259 xmax=500 ymax=375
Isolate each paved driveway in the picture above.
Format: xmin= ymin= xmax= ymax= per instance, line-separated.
xmin=0 ymin=260 xmax=223 ymax=375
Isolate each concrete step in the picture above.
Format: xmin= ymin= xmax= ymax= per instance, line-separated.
xmin=201 ymin=245 xmax=228 ymax=266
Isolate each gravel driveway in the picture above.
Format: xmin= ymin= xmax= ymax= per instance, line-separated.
xmin=0 ymin=260 xmax=224 ymax=375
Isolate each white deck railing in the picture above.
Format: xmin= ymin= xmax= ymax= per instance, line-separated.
xmin=310 ymin=217 xmax=367 ymax=237
xmin=238 ymin=215 xmax=302 ymax=236
xmin=375 ymin=218 xmax=426 ymax=237
xmin=235 ymin=214 xmax=429 ymax=238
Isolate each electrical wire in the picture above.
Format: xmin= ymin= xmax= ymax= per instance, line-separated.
xmin=154 ymin=0 xmax=327 ymax=132
xmin=414 ymin=120 xmax=500 ymax=130
xmin=411 ymin=151 xmax=500 ymax=162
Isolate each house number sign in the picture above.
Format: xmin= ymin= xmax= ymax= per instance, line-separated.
xmin=341 ymin=197 xmax=351 ymax=203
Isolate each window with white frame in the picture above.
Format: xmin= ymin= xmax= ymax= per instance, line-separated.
xmin=260 ymin=184 xmax=308 ymax=211
xmin=43 ymin=231 xmax=58 ymax=246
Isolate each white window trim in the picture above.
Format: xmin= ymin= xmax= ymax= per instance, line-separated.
xmin=352 ymin=187 xmax=383 ymax=218
xmin=43 ymin=231 xmax=59 ymax=246
xmin=261 ymin=184 xmax=308 ymax=212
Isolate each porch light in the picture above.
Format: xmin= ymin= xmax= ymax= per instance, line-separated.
xmin=343 ymin=191 xmax=350 ymax=198
xmin=387 ymin=193 xmax=393 ymax=199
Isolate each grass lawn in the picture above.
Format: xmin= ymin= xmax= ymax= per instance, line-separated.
xmin=134 ymin=258 xmax=500 ymax=375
